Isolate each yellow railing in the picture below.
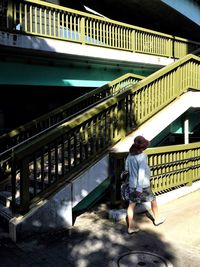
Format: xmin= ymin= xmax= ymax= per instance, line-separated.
xmin=147 ymin=143 xmax=200 ymax=193
xmin=110 ymin=142 xmax=200 ymax=201
xmin=10 ymin=54 xmax=200 ymax=214
xmin=3 ymin=0 xmax=200 ymax=59
xmin=128 ymin=54 xmax=200 ymax=126
xmin=0 ymin=73 xmax=143 ymax=156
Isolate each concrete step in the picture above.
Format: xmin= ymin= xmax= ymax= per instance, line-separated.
xmin=0 ymin=191 xmax=20 ymax=208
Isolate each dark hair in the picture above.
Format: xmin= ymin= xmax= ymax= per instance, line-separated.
xmin=129 ymin=136 xmax=149 ymax=154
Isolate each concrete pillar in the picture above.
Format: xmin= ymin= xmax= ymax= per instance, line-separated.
xmin=184 ymin=115 xmax=189 ymax=144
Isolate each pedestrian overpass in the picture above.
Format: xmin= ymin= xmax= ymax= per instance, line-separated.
xmin=0 ymin=0 xmax=200 ymax=242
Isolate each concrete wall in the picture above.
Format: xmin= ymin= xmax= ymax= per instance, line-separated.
xmin=9 ymin=155 xmax=109 ymax=242
xmin=9 ymin=184 xmax=73 ymax=242
xmin=72 ymin=155 xmax=109 ymax=207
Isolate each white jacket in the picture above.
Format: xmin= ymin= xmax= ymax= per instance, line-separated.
xmin=125 ymin=152 xmax=151 ymax=192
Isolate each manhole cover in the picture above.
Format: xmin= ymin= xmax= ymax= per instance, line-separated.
xmin=112 ymin=251 xmax=173 ymax=267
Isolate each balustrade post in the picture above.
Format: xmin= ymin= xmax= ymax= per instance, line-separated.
xmin=118 ymin=98 xmax=127 ymax=140
xmin=168 ymin=38 xmax=173 ymax=58
xmin=7 ymin=0 xmax=13 ymax=30
xmin=187 ymin=149 xmax=193 ymax=186
xmin=131 ymin=30 xmax=135 ymax=53
xmin=20 ymin=157 xmax=30 ymax=214
xmin=109 ymin=152 xmax=123 ymax=207
xmin=80 ymin=17 xmax=85 ymax=45
xmin=11 ymin=152 xmax=17 ymax=214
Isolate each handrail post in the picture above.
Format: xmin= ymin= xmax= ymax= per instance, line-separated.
xmin=109 ymin=152 xmax=123 ymax=207
xmin=131 ymin=29 xmax=135 ymax=52
xmin=80 ymin=17 xmax=85 ymax=45
xmin=7 ymin=0 xmax=13 ymax=30
xmin=11 ymin=151 xmax=16 ymax=214
xmin=20 ymin=157 xmax=30 ymax=214
xmin=170 ymin=37 xmax=175 ymax=59
xmin=187 ymin=149 xmax=193 ymax=186
xmin=118 ymin=98 xmax=126 ymax=140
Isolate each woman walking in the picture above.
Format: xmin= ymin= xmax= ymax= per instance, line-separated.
xmin=125 ymin=135 xmax=165 ymax=234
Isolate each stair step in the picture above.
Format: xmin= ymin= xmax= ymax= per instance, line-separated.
xmin=0 ymin=191 xmax=20 ymax=208
xmin=0 ymin=191 xmax=12 ymax=207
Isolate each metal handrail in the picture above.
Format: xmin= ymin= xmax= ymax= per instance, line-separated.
xmin=9 ymin=54 xmax=200 ymax=214
xmin=1 ymin=0 xmax=200 ymax=59
xmin=0 ymin=73 xmax=143 ymax=159
xmin=110 ymin=141 xmax=200 ymax=202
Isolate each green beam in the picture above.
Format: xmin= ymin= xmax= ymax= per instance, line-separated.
xmin=0 ymin=61 xmax=154 ymax=87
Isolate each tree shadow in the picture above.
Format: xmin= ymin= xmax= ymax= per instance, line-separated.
xmin=11 ymin=204 xmax=176 ymax=267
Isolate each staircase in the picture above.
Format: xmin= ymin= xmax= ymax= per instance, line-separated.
xmin=0 ymin=0 xmax=200 ymax=242
xmin=0 ymin=73 xmax=143 ymax=235
xmin=0 ymin=53 xmax=199 ymax=241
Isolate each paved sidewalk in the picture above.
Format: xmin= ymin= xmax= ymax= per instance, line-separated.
xmin=0 ymin=189 xmax=200 ymax=267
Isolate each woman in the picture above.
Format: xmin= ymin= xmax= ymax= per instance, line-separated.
xmin=125 ymin=135 xmax=165 ymax=234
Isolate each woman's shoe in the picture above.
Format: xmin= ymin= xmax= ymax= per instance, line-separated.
xmin=154 ymin=217 xmax=166 ymax=226
xmin=127 ymin=227 xmax=140 ymax=234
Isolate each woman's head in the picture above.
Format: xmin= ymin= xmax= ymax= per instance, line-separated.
xmin=129 ymin=135 xmax=150 ymax=154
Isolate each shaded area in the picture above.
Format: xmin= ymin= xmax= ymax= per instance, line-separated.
xmin=0 ymin=85 xmax=90 ymax=133
xmin=47 ymin=0 xmax=200 ymax=42
xmin=13 ymin=210 xmax=176 ymax=267
xmin=1 ymin=189 xmax=200 ymax=266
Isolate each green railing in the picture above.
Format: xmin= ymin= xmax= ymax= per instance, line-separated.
xmin=10 ymin=54 xmax=200 ymax=214
xmin=2 ymin=0 xmax=200 ymax=59
xmin=0 ymin=73 xmax=142 ymax=154
xmin=0 ymin=73 xmax=142 ymax=192
xmin=110 ymin=142 xmax=200 ymax=202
